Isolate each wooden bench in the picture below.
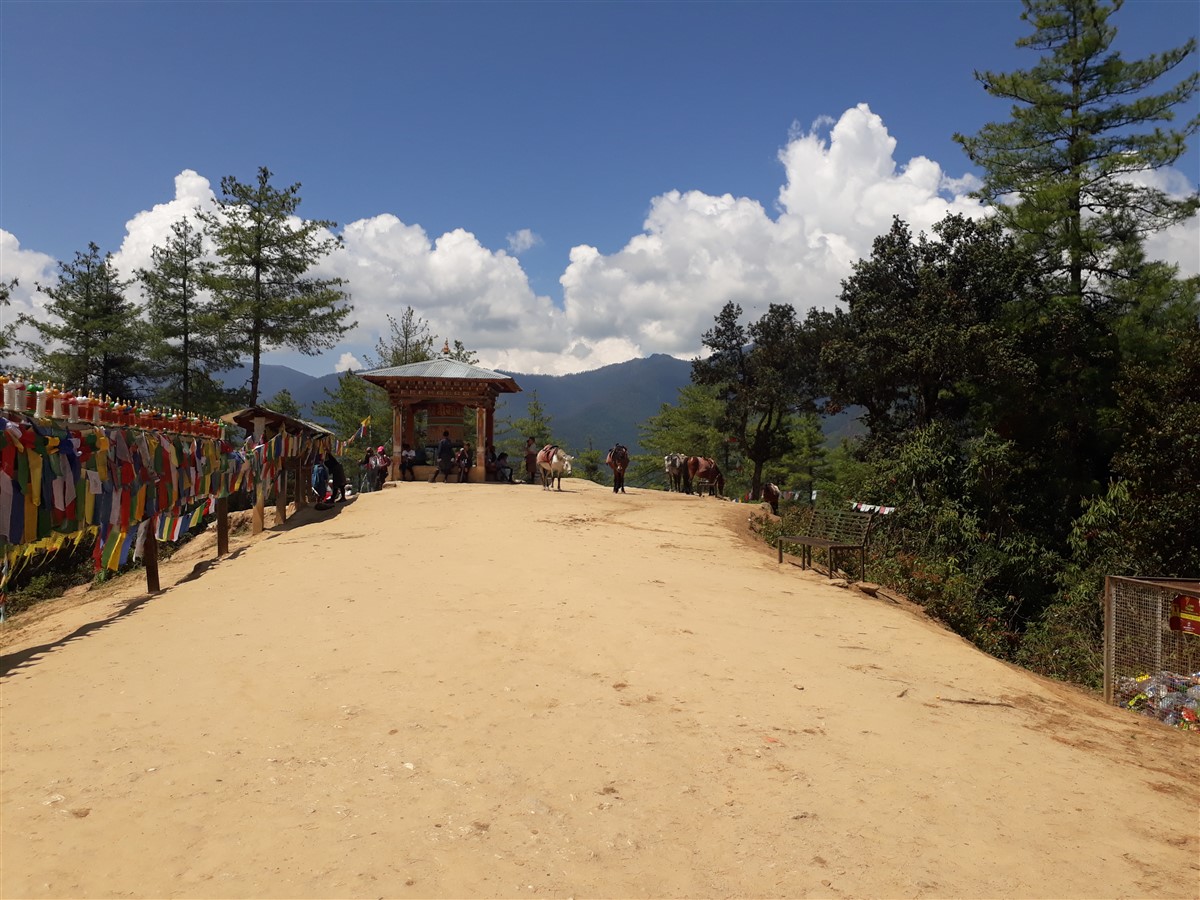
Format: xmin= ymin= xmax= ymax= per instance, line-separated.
xmin=777 ymin=507 xmax=875 ymax=580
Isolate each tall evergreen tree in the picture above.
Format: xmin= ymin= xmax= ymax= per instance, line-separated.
xmin=137 ymin=218 xmax=241 ymax=415
xmin=691 ymin=302 xmax=826 ymax=498
xmin=507 ymin=390 xmax=556 ymax=448
xmin=21 ymin=243 xmax=146 ymax=398
xmin=0 ymin=278 xmax=17 ymax=367
xmin=366 ymin=307 xmax=434 ymax=368
xmin=954 ymin=0 xmax=1198 ymax=303
xmin=200 ymin=166 xmax=355 ymax=404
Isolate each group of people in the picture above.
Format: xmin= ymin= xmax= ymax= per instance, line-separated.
xmin=311 ymin=435 xmax=546 ymax=499
xmin=360 ymin=446 xmax=391 ymax=492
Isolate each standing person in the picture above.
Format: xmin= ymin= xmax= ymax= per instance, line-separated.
xmin=454 ymin=442 xmax=472 ymax=483
xmin=360 ymin=447 xmax=376 ymax=492
xmin=311 ymin=455 xmax=330 ymax=502
xmin=524 ymin=437 xmax=538 ymax=484
xmin=430 ymin=430 xmax=454 ymax=483
xmin=326 ymin=452 xmax=348 ymax=502
xmin=373 ymin=445 xmax=390 ymax=492
xmin=399 ymin=442 xmax=417 ymax=481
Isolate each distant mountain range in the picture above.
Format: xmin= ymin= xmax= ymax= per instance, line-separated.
xmin=221 ymin=354 xmax=864 ymax=455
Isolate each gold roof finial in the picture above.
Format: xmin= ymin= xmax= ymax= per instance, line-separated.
xmin=441 ymin=340 xmax=451 ymax=356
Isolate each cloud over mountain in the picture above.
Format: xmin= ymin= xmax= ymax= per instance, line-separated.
xmin=4 ymin=104 xmax=1195 ymax=378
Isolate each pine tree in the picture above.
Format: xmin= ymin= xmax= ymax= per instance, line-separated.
xmin=0 ymin=278 xmax=17 ymax=367
xmin=954 ymin=0 xmax=1198 ymax=303
xmin=366 ymin=307 xmax=435 ymax=368
xmin=200 ymin=166 xmax=355 ymax=404
xmin=21 ymin=243 xmax=146 ymax=398
xmin=138 ymin=218 xmax=241 ymax=415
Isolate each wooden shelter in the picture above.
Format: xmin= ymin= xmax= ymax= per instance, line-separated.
xmin=221 ymin=405 xmax=336 ymax=532
xmin=358 ymin=354 xmax=521 ymax=483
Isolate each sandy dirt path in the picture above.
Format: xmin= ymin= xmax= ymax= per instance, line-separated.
xmin=2 ymin=479 xmax=1197 ymax=899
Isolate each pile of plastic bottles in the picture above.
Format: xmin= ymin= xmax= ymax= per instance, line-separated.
xmin=1114 ymin=671 xmax=1200 ymax=731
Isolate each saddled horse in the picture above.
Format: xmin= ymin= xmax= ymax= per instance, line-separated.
xmin=537 ymin=445 xmax=573 ymax=491
xmin=607 ymin=444 xmax=630 ymax=494
xmin=762 ymin=482 xmax=780 ymax=515
xmin=686 ymin=456 xmax=724 ymax=497
xmin=664 ymin=452 xmax=690 ymax=493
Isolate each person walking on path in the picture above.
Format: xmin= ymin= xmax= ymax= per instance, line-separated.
xmin=524 ymin=437 xmax=538 ymax=484
xmin=431 ymin=431 xmax=455 ymax=483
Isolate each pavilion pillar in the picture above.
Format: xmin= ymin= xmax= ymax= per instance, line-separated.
xmin=475 ymin=406 xmax=486 ymax=473
xmin=391 ymin=401 xmax=402 ymax=481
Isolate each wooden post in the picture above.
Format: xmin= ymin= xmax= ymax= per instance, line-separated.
xmin=252 ymin=481 xmax=265 ymax=535
xmin=275 ymin=462 xmax=288 ymax=524
xmin=144 ymin=531 xmax=160 ymax=593
xmin=475 ymin=406 xmax=486 ymax=479
xmin=216 ymin=496 xmax=229 ymax=557
xmin=297 ymin=465 xmax=310 ymax=510
xmin=391 ymin=402 xmax=402 ymax=482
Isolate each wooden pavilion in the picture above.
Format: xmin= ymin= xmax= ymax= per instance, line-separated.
xmin=358 ymin=353 xmax=522 ymax=483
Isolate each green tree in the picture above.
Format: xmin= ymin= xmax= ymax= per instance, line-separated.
xmin=201 ymin=166 xmax=355 ymax=404
xmin=826 ymin=215 xmax=1037 ymax=443
xmin=138 ymin=218 xmax=241 ymax=415
xmin=0 ymin=278 xmax=17 ymax=366
xmin=507 ymin=390 xmax=556 ymax=449
xmin=367 ymin=307 xmax=435 ymax=368
xmin=311 ymin=370 xmax=392 ymax=449
xmin=954 ymin=0 xmax=1198 ymax=303
xmin=446 ymin=339 xmax=479 ymax=365
xmin=267 ymin=388 xmax=302 ymax=418
xmin=21 ymin=243 xmax=146 ymax=398
xmin=691 ymin=302 xmax=826 ymax=499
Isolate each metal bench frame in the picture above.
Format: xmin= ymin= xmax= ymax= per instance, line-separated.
xmin=777 ymin=507 xmax=875 ymax=580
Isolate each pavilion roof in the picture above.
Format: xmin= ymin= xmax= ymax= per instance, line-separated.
xmin=358 ymin=357 xmax=521 ymax=393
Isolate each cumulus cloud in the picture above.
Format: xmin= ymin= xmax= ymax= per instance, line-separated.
xmin=506 ymin=228 xmax=542 ymax=255
xmin=8 ymin=104 xmax=1195 ymax=378
xmin=558 ymin=104 xmax=989 ymax=366
xmin=335 ymin=352 xmax=362 ymax=372
xmin=111 ymin=169 xmax=217 ymax=286
xmin=0 ymin=230 xmax=59 ymax=368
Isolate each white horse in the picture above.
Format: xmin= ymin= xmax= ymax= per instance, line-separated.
xmin=664 ymin=452 xmax=689 ymax=492
xmin=538 ymin=446 xmax=574 ymax=491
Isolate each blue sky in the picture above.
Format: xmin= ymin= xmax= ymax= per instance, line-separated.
xmin=2 ymin=0 xmax=1197 ymax=377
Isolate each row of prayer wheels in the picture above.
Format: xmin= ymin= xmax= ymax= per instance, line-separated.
xmin=0 ymin=376 xmax=229 ymax=438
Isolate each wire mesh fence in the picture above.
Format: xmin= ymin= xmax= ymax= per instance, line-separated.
xmin=1104 ymin=576 xmax=1200 ymax=729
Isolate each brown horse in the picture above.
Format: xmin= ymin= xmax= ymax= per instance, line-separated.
xmin=762 ymin=482 xmax=780 ymax=515
xmin=686 ymin=456 xmax=724 ymax=497
xmin=606 ymin=444 xmax=630 ymax=493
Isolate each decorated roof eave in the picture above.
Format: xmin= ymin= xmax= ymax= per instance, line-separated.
xmin=359 ymin=374 xmax=521 ymax=395
xmin=220 ymin=405 xmax=336 ymax=437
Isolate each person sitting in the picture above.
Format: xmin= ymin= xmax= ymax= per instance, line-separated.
xmin=495 ymin=451 xmax=515 ymax=484
xmin=399 ymin=442 xmax=417 ymax=481
xmin=484 ymin=444 xmax=499 ymax=481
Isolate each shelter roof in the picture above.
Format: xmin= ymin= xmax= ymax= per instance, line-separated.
xmin=220 ymin=405 xmax=335 ymax=437
xmin=358 ymin=357 xmax=520 ymax=394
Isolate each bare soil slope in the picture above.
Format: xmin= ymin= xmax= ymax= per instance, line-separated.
xmin=2 ymin=480 xmax=1196 ymax=899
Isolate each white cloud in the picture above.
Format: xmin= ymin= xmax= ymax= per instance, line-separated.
xmin=335 ymin=352 xmax=362 ymax=372
xmin=8 ymin=104 xmax=1196 ymax=379
xmin=0 ymin=230 xmax=59 ymax=368
xmin=556 ymin=104 xmax=990 ymax=367
xmin=506 ymin=228 xmax=542 ymax=255
xmin=111 ymin=169 xmax=217 ymax=287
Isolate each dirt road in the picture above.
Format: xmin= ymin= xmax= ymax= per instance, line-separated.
xmin=2 ymin=479 xmax=1196 ymax=898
